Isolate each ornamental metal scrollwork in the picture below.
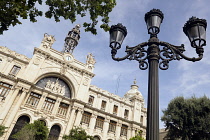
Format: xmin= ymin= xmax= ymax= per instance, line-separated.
xmin=159 ymin=42 xmax=185 ymax=70
xmin=112 ymin=42 xmax=149 ymax=70
xmin=111 ymin=40 xmax=203 ymax=70
xmin=126 ymin=43 xmax=148 ymax=70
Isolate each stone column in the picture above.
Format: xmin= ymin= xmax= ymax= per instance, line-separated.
xmin=88 ymin=113 xmax=97 ymax=133
xmin=0 ymin=86 xmax=21 ymax=124
xmin=127 ymin=127 xmax=132 ymax=139
xmin=131 ymin=127 xmax=136 ymax=137
xmin=73 ymin=108 xmax=83 ymax=126
xmin=51 ymin=97 xmax=62 ymax=115
xmin=36 ymin=92 xmax=48 ymax=111
xmin=65 ymin=107 xmax=76 ymax=134
xmin=102 ymin=117 xmax=110 ymax=139
xmin=4 ymin=88 xmax=28 ymax=127
xmin=116 ymin=122 xmax=122 ymax=139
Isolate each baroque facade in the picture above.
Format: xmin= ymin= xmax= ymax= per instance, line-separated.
xmin=0 ymin=25 xmax=147 ymax=140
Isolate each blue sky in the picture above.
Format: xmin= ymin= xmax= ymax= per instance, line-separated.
xmin=1 ymin=0 xmax=210 ymax=128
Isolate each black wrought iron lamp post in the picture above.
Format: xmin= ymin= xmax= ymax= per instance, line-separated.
xmin=109 ymin=9 xmax=207 ymax=140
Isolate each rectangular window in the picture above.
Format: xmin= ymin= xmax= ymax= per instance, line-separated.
xmin=57 ymin=103 xmax=69 ymax=117
xmin=88 ymin=95 xmax=94 ymax=105
xmin=0 ymin=82 xmax=12 ymax=99
xmin=101 ymin=100 xmax=106 ymax=111
xmin=124 ymin=109 xmax=129 ymax=119
xmin=9 ymin=65 xmax=21 ymax=76
xmin=120 ymin=124 xmax=128 ymax=136
xmin=81 ymin=111 xmax=91 ymax=125
xmin=41 ymin=97 xmax=55 ymax=114
xmin=25 ymin=92 xmax=41 ymax=108
xmin=108 ymin=120 xmax=117 ymax=133
xmin=95 ymin=116 xmax=105 ymax=129
xmin=113 ymin=105 xmax=118 ymax=115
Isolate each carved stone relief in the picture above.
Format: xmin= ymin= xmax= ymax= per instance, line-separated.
xmin=83 ymin=77 xmax=89 ymax=86
xmin=45 ymin=80 xmax=65 ymax=95
xmin=36 ymin=77 xmax=71 ymax=98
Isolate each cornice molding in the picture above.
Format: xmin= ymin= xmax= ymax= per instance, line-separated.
xmin=0 ymin=46 xmax=30 ymax=64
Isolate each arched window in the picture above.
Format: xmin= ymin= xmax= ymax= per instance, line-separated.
xmin=36 ymin=76 xmax=71 ymax=98
xmin=8 ymin=115 xmax=30 ymax=140
xmin=94 ymin=136 xmax=100 ymax=140
xmin=48 ymin=125 xmax=61 ymax=140
xmin=39 ymin=120 xmax=47 ymax=126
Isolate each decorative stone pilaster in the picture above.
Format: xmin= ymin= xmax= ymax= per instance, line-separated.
xmin=36 ymin=92 xmax=48 ymax=111
xmin=89 ymin=113 xmax=97 ymax=133
xmin=5 ymin=88 xmax=29 ymax=127
xmin=0 ymin=86 xmax=21 ymax=124
xmin=74 ymin=108 xmax=83 ymax=126
xmin=52 ymin=97 xmax=62 ymax=115
xmin=65 ymin=107 xmax=76 ymax=134
xmin=116 ymin=122 xmax=122 ymax=139
xmin=127 ymin=127 xmax=132 ymax=139
xmin=131 ymin=127 xmax=136 ymax=137
xmin=102 ymin=117 xmax=110 ymax=138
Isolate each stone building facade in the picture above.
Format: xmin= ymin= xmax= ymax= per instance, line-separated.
xmin=0 ymin=25 xmax=147 ymax=140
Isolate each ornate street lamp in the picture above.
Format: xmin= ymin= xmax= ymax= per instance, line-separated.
xmin=109 ymin=9 xmax=207 ymax=140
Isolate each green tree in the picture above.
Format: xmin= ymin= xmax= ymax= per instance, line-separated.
xmin=63 ymin=127 xmax=94 ymax=140
xmin=129 ymin=130 xmax=145 ymax=140
xmin=12 ymin=120 xmax=49 ymax=140
xmin=161 ymin=96 xmax=210 ymax=140
xmin=0 ymin=125 xmax=7 ymax=137
xmin=0 ymin=0 xmax=116 ymax=35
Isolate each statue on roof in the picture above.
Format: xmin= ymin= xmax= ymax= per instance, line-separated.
xmin=41 ymin=33 xmax=56 ymax=48
xmin=86 ymin=53 xmax=96 ymax=65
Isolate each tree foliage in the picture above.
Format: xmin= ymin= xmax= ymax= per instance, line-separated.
xmin=12 ymin=120 xmax=49 ymax=140
xmin=0 ymin=125 xmax=7 ymax=137
xmin=62 ymin=127 xmax=94 ymax=140
xmin=161 ymin=96 xmax=210 ymax=140
xmin=0 ymin=0 xmax=116 ymax=35
xmin=129 ymin=130 xmax=145 ymax=140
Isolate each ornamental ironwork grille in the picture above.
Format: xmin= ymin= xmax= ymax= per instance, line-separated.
xmin=25 ymin=92 xmax=41 ymax=108
xmin=41 ymin=97 xmax=55 ymax=114
xmin=108 ymin=120 xmax=117 ymax=133
xmin=81 ymin=112 xmax=92 ymax=125
xmin=95 ymin=116 xmax=105 ymax=129
xmin=9 ymin=65 xmax=21 ymax=76
xmin=88 ymin=95 xmax=94 ymax=105
xmin=113 ymin=105 xmax=118 ymax=115
xmin=0 ymin=82 xmax=12 ymax=98
xmin=57 ymin=102 xmax=69 ymax=117
xmin=124 ymin=109 xmax=129 ymax=119
xmin=120 ymin=124 xmax=128 ymax=136
xmin=101 ymin=100 xmax=106 ymax=111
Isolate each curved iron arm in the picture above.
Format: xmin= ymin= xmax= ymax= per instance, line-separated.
xmin=111 ymin=42 xmax=149 ymax=70
xmin=158 ymin=41 xmax=204 ymax=70
xmin=111 ymin=40 xmax=204 ymax=70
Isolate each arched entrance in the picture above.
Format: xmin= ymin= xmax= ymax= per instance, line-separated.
xmin=8 ymin=115 xmax=30 ymax=140
xmin=94 ymin=135 xmax=101 ymax=140
xmin=48 ymin=125 xmax=61 ymax=140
